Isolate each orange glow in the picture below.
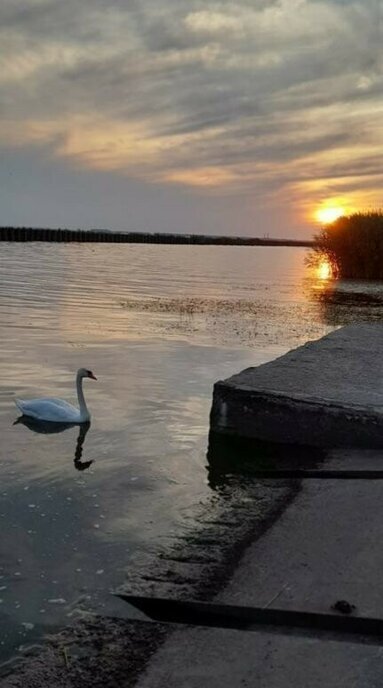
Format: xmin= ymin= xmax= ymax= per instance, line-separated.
xmin=315 ymin=206 xmax=344 ymax=225
xmin=163 ymin=166 xmax=237 ymax=187
xmin=317 ymin=259 xmax=332 ymax=280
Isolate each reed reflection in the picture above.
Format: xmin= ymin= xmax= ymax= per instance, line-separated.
xmin=13 ymin=417 xmax=93 ymax=471
xmin=303 ymin=251 xmax=383 ymax=327
xmin=309 ymin=278 xmax=383 ymax=327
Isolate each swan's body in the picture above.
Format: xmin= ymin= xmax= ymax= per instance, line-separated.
xmin=15 ymin=368 xmax=96 ymax=423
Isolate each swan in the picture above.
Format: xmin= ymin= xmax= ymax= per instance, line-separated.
xmin=14 ymin=368 xmax=97 ymax=423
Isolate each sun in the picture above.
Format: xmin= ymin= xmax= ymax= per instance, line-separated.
xmin=315 ymin=206 xmax=345 ymax=225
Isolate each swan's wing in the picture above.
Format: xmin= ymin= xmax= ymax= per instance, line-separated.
xmin=37 ymin=397 xmax=76 ymax=409
xmin=15 ymin=397 xmax=80 ymax=423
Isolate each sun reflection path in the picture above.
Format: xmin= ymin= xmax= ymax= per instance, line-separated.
xmin=318 ymin=259 xmax=332 ymax=280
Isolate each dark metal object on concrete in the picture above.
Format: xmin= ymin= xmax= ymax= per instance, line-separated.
xmin=117 ymin=595 xmax=383 ymax=643
xmin=210 ymin=324 xmax=383 ymax=448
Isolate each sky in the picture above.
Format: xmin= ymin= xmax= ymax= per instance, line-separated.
xmin=0 ymin=0 xmax=382 ymax=238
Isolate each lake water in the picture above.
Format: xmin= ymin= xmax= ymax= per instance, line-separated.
xmin=1 ymin=243 xmax=383 ymax=667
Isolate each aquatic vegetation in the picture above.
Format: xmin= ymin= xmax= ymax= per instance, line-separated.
xmin=308 ymin=211 xmax=383 ymax=280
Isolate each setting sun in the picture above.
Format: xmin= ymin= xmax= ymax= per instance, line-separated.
xmin=315 ymin=206 xmax=345 ymax=225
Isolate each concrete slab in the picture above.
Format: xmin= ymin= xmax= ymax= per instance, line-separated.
xmin=135 ymin=472 xmax=383 ymax=688
xmin=221 ymin=479 xmax=383 ymax=617
xmin=136 ymin=626 xmax=383 ymax=688
xmin=210 ymin=324 xmax=383 ymax=447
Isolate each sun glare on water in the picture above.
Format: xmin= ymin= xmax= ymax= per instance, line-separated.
xmin=318 ymin=259 xmax=332 ymax=280
xmin=315 ymin=206 xmax=345 ymax=225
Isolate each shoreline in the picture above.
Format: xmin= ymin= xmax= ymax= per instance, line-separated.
xmin=1 ymin=474 xmax=300 ymax=687
xmin=0 ymin=227 xmax=313 ymax=246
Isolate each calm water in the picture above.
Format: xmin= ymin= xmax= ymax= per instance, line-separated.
xmin=1 ymin=243 xmax=383 ymax=666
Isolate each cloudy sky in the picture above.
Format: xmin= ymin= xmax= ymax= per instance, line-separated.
xmin=0 ymin=0 xmax=382 ymax=237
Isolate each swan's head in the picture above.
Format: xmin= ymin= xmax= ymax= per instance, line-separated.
xmin=77 ymin=368 xmax=97 ymax=381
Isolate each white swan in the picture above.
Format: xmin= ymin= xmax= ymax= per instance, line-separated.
xmin=15 ymin=368 xmax=97 ymax=423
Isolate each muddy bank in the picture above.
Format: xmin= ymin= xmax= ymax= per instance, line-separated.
xmin=1 ymin=476 xmax=299 ymax=688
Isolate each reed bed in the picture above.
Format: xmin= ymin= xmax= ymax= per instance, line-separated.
xmin=309 ymin=211 xmax=383 ymax=280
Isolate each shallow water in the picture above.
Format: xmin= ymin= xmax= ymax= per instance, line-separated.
xmin=1 ymin=243 xmax=383 ymax=665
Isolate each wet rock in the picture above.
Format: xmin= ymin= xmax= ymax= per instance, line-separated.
xmin=331 ymin=600 xmax=356 ymax=615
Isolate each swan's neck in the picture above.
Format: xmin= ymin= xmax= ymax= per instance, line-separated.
xmin=76 ymin=374 xmax=90 ymax=421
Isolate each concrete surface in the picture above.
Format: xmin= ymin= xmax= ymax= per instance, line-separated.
xmin=136 ymin=626 xmax=383 ymax=688
xmin=210 ymin=324 xmax=383 ymax=447
xmin=135 ymin=474 xmax=383 ymax=687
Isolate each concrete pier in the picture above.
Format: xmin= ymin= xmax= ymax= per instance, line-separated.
xmin=210 ymin=324 xmax=383 ymax=448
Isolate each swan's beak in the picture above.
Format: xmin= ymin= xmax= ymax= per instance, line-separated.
xmin=88 ymin=372 xmax=97 ymax=380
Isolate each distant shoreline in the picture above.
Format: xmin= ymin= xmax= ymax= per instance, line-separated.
xmin=0 ymin=226 xmax=313 ymax=246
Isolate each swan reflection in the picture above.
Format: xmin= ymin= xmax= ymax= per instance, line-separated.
xmin=14 ymin=417 xmax=93 ymax=471
xmin=74 ymin=423 xmax=93 ymax=471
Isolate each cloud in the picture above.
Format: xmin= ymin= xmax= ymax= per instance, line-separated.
xmin=0 ymin=0 xmax=382 ymax=219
